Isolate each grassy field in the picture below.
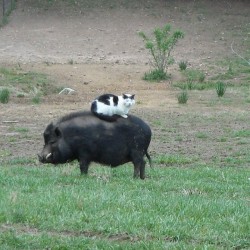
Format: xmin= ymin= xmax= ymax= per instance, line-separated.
xmin=0 ymin=155 xmax=249 ymax=249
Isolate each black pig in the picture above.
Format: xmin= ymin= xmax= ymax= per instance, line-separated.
xmin=38 ymin=111 xmax=151 ymax=179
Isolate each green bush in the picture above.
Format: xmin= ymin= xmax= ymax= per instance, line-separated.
xmin=139 ymin=24 xmax=184 ymax=81
xmin=0 ymin=88 xmax=10 ymax=104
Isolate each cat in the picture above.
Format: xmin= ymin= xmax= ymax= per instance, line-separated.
xmin=91 ymin=93 xmax=135 ymax=121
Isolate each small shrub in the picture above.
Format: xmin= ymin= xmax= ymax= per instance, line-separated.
xmin=143 ymin=69 xmax=169 ymax=82
xmin=0 ymin=88 xmax=10 ymax=103
xmin=139 ymin=24 xmax=184 ymax=81
xmin=198 ymin=72 xmax=206 ymax=82
xmin=187 ymin=79 xmax=194 ymax=90
xmin=179 ymin=61 xmax=187 ymax=71
xmin=177 ymin=91 xmax=188 ymax=104
xmin=216 ymin=81 xmax=226 ymax=97
xmin=68 ymin=59 xmax=74 ymax=65
xmin=32 ymin=95 xmax=41 ymax=104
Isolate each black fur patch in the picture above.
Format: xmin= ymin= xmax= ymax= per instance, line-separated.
xmin=58 ymin=111 xmax=92 ymax=123
xmin=93 ymin=113 xmax=120 ymax=122
xmin=113 ymin=95 xmax=118 ymax=106
xmin=91 ymin=100 xmax=97 ymax=112
xmin=97 ymin=94 xmax=111 ymax=105
xmin=123 ymin=94 xmax=135 ymax=100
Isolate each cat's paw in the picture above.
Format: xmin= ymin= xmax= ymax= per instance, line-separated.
xmin=121 ymin=114 xmax=128 ymax=118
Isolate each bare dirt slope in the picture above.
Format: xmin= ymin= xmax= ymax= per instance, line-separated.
xmin=1 ymin=0 xmax=249 ymax=65
xmin=0 ymin=0 xmax=249 ymax=164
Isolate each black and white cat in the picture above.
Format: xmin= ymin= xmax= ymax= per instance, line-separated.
xmin=91 ymin=93 xmax=135 ymax=120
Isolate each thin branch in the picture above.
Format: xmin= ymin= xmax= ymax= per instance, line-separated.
xmin=231 ymin=41 xmax=250 ymax=65
xmin=59 ymin=88 xmax=75 ymax=95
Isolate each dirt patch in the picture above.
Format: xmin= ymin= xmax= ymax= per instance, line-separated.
xmin=1 ymin=0 xmax=249 ymax=66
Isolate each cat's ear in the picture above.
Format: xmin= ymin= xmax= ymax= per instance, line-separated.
xmin=122 ymin=94 xmax=126 ymax=98
xmin=131 ymin=94 xmax=135 ymax=99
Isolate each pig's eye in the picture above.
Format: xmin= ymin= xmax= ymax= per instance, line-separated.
xmin=50 ymin=140 xmax=56 ymax=144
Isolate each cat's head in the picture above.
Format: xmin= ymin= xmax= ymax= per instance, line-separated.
xmin=122 ymin=94 xmax=135 ymax=107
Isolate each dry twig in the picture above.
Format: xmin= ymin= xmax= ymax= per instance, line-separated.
xmin=231 ymin=41 xmax=250 ymax=65
xmin=59 ymin=88 xmax=75 ymax=95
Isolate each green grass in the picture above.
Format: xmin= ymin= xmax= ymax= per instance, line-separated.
xmin=154 ymin=154 xmax=195 ymax=166
xmin=0 ymin=67 xmax=58 ymax=98
xmin=8 ymin=127 xmax=29 ymax=133
xmin=233 ymin=129 xmax=250 ymax=138
xmin=0 ymin=158 xmax=249 ymax=249
xmin=195 ymin=132 xmax=209 ymax=139
xmin=143 ymin=69 xmax=169 ymax=82
xmin=173 ymin=80 xmax=228 ymax=91
xmin=182 ymin=69 xmax=206 ymax=83
xmin=31 ymin=95 xmax=41 ymax=104
xmin=175 ymin=58 xmax=249 ymax=91
xmin=212 ymin=58 xmax=250 ymax=81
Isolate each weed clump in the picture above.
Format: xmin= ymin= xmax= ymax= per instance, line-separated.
xmin=32 ymin=95 xmax=41 ymax=104
xmin=0 ymin=67 xmax=60 ymax=103
xmin=216 ymin=81 xmax=226 ymax=97
xmin=187 ymin=79 xmax=194 ymax=90
xmin=179 ymin=61 xmax=187 ymax=71
xmin=143 ymin=69 xmax=169 ymax=81
xmin=0 ymin=88 xmax=10 ymax=103
xmin=177 ymin=91 xmax=188 ymax=104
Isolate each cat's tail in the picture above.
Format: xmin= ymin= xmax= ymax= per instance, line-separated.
xmin=91 ymin=101 xmax=120 ymax=122
xmin=92 ymin=112 xmax=121 ymax=122
xmin=146 ymin=151 xmax=152 ymax=167
xmin=90 ymin=101 xmax=120 ymax=122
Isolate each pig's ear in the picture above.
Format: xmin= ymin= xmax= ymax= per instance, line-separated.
xmin=54 ymin=127 xmax=62 ymax=138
